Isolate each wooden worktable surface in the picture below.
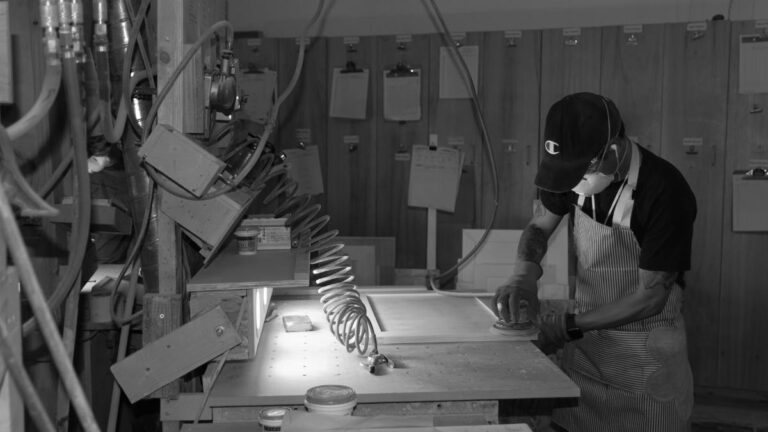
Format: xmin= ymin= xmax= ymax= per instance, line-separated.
xmin=205 ymin=296 xmax=579 ymax=407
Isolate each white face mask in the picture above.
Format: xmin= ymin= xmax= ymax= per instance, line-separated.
xmin=571 ymin=172 xmax=613 ymax=197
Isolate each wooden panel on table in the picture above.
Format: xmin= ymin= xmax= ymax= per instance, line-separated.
xmin=276 ymin=37 xmax=328 ymax=212
xmin=600 ymin=24 xmax=665 ymax=154
xmin=428 ymin=33 xmax=484 ymax=273
xmin=480 ymin=30 xmax=541 ymax=230
xmin=187 ymin=243 xmax=309 ymax=292
xmin=375 ymin=34 xmax=431 ymax=268
xmin=661 ymin=21 xmax=730 ymax=388
xmin=361 ymin=291 xmax=535 ymax=344
xmin=720 ymin=20 xmax=768 ymax=391
xmin=325 ymin=36 xmax=379 ymax=236
xmin=113 ymin=306 xmax=241 ymax=403
xmin=540 ymin=27 xmax=603 ymax=144
xmin=203 ymin=297 xmax=578 ymax=407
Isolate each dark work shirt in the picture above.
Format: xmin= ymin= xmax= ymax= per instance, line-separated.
xmin=540 ymin=145 xmax=697 ymax=274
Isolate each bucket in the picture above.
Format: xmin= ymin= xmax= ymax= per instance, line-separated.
xmin=304 ymin=384 xmax=357 ymax=416
xmin=233 ymin=226 xmax=259 ymax=255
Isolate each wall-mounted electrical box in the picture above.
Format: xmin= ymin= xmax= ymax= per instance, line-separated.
xmin=138 ymin=125 xmax=226 ymax=197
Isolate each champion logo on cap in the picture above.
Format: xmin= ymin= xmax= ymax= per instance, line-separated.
xmin=544 ymin=140 xmax=560 ymax=155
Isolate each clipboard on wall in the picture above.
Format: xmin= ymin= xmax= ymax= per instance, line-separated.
xmin=732 ymin=167 xmax=768 ymax=232
xmin=383 ymin=62 xmax=421 ymax=122
xmin=329 ymin=61 xmax=369 ymax=120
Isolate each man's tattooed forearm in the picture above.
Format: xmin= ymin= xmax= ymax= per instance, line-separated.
xmin=517 ymin=225 xmax=548 ymax=263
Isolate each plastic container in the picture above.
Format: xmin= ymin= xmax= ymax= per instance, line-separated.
xmin=304 ymin=384 xmax=357 ymax=416
xmin=233 ymin=226 xmax=259 ymax=255
xmin=259 ymin=407 xmax=289 ymax=431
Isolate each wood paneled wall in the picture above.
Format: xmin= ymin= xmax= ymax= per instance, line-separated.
xmin=234 ymin=20 xmax=768 ymax=391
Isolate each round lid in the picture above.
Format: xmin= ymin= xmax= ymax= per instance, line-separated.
xmin=304 ymin=385 xmax=357 ymax=405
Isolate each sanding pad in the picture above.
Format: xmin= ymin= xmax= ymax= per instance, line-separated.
xmin=489 ymin=319 xmax=539 ymax=337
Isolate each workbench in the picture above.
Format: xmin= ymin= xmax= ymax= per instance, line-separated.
xmin=161 ymin=290 xmax=579 ymax=429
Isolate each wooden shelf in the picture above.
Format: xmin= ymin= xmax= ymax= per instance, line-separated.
xmin=187 ymin=242 xmax=309 ymax=292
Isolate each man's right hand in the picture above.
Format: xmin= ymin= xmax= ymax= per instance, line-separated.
xmin=492 ymin=261 xmax=542 ymax=323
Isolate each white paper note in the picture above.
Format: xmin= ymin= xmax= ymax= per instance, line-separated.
xmin=282 ymin=145 xmax=324 ymax=196
xmin=239 ymin=69 xmax=277 ymax=124
xmin=739 ymin=34 xmax=768 ymax=94
xmin=383 ymin=69 xmax=421 ymax=121
xmin=329 ymin=67 xmax=369 ymax=119
xmin=408 ymin=145 xmax=463 ymax=212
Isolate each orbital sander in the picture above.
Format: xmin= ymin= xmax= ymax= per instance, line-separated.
xmin=489 ymin=301 xmax=538 ymax=337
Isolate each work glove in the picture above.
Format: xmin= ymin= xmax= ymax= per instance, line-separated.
xmin=492 ymin=261 xmax=542 ymax=324
xmin=534 ymin=313 xmax=571 ymax=355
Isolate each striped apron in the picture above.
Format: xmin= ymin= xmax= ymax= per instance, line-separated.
xmin=552 ymin=143 xmax=694 ymax=431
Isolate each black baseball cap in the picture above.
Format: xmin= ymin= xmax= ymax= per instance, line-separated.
xmin=534 ymin=92 xmax=624 ymax=193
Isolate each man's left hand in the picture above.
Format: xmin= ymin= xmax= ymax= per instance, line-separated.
xmin=535 ymin=313 xmax=571 ymax=354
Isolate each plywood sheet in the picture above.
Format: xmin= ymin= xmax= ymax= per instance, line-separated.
xmin=188 ymin=242 xmax=309 ymax=291
xmin=112 ymin=306 xmax=240 ymax=403
xmin=204 ymin=296 xmax=577 ymax=407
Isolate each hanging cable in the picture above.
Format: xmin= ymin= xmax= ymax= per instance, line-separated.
xmin=0 ymin=182 xmax=100 ymax=432
xmin=6 ymin=0 xmax=62 ymax=142
xmin=106 ymin=261 xmax=140 ymax=432
xmin=0 ymin=126 xmax=59 ymax=217
xmin=136 ymin=19 xmax=239 ymax=200
xmin=120 ymin=0 xmax=155 ymax=135
xmin=22 ymin=20 xmax=94 ymax=336
xmin=419 ymin=0 xmax=500 ymax=298
xmin=230 ymin=0 xmax=327 ymax=186
xmin=0 ymin=319 xmax=56 ymax=432
xmin=109 ymin=183 xmax=156 ymax=326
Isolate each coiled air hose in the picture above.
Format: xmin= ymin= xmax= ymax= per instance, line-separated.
xmin=246 ymin=158 xmax=384 ymax=365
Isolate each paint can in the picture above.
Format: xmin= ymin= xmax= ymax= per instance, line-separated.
xmin=304 ymin=384 xmax=357 ymax=416
xmin=233 ymin=225 xmax=259 ymax=255
xmin=259 ymin=407 xmax=289 ymax=431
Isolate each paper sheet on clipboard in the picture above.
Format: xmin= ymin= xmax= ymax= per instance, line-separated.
xmin=282 ymin=145 xmax=324 ymax=196
xmin=239 ymin=70 xmax=277 ymax=124
xmin=739 ymin=34 xmax=768 ymax=94
xmin=329 ymin=67 xmax=369 ymax=119
xmin=383 ymin=69 xmax=421 ymax=121
xmin=439 ymin=45 xmax=479 ymax=99
xmin=407 ymin=145 xmax=463 ymax=212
